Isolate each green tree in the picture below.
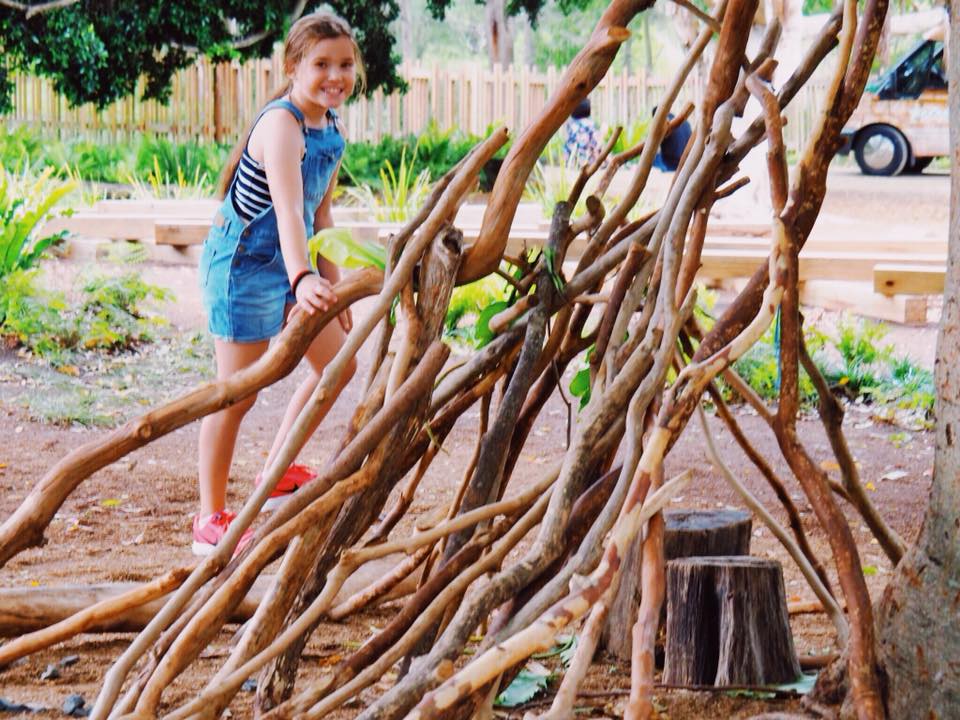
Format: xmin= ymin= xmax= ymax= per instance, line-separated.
xmin=423 ymin=0 xmax=595 ymax=65
xmin=0 ymin=0 xmax=403 ymax=112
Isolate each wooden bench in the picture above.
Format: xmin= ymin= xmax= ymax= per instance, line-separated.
xmin=874 ymin=263 xmax=946 ymax=296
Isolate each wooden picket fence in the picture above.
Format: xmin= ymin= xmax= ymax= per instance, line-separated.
xmin=5 ymin=51 xmax=823 ymax=149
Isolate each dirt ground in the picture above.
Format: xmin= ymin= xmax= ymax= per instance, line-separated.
xmin=0 ymin=165 xmax=949 ymax=717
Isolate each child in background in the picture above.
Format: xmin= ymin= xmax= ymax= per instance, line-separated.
xmin=651 ymin=106 xmax=692 ymax=173
xmin=193 ymin=12 xmax=363 ymax=555
xmin=563 ymin=98 xmax=601 ymax=166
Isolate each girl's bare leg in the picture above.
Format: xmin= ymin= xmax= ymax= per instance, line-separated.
xmin=263 ymin=312 xmax=356 ymax=469
xmin=198 ymin=338 xmax=270 ymax=516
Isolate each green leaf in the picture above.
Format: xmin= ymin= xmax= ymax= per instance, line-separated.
xmin=569 ymin=367 xmax=591 ymax=408
xmin=568 ymin=345 xmax=596 ymax=409
xmin=532 ymin=633 xmax=577 ymax=664
xmin=308 ymin=227 xmax=386 ymax=270
xmin=473 ymin=300 xmax=510 ymax=348
xmin=495 ymin=668 xmax=552 ymax=707
xmin=862 ymin=565 xmax=878 ymax=576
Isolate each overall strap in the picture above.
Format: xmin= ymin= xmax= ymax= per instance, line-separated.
xmin=255 ymin=98 xmax=307 ymax=136
xmin=326 ymin=108 xmax=343 ymax=135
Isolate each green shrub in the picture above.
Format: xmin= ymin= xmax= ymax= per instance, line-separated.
xmin=342 ymin=145 xmax=431 ymax=222
xmin=0 ymin=126 xmax=45 ymax=170
xmin=341 ymin=123 xmax=507 ymax=191
xmin=134 ymin=135 xmax=228 ymax=185
xmin=0 ymin=268 xmax=172 ymax=362
xmin=0 ymin=269 xmax=74 ymax=361
xmin=721 ymin=314 xmax=934 ymax=417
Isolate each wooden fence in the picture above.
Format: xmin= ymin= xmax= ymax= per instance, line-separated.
xmin=5 ymin=52 xmax=823 ymax=149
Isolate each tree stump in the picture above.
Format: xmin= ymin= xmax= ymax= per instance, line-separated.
xmin=601 ymin=508 xmax=752 ymax=660
xmin=664 ymin=556 xmax=801 ymax=686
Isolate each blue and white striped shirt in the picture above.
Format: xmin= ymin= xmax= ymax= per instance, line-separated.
xmin=231 ymin=149 xmax=272 ymax=222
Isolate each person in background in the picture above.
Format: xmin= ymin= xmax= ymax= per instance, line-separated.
xmin=652 ymin=106 xmax=692 ymax=172
xmin=563 ymin=98 xmax=601 ymax=166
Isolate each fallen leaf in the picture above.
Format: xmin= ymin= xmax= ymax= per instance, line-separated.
xmin=58 ymin=365 xmax=80 ymax=377
xmin=100 ymin=498 xmax=122 ymax=508
xmin=865 ymin=482 xmax=876 ymax=491
xmin=819 ymin=460 xmax=840 ymax=472
xmin=879 ymin=470 xmax=908 ymax=482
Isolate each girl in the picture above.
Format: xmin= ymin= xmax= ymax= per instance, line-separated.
xmin=193 ymin=12 xmax=363 ymax=555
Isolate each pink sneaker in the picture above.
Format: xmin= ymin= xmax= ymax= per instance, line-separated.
xmin=256 ymin=463 xmax=319 ymax=511
xmin=191 ymin=510 xmax=254 ymax=557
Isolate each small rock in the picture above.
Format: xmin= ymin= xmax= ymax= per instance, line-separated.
xmin=62 ymin=694 xmax=90 ymax=717
xmin=0 ymin=698 xmax=30 ymax=713
xmin=241 ymin=678 xmax=257 ymax=692
xmin=40 ymin=664 xmax=60 ymax=680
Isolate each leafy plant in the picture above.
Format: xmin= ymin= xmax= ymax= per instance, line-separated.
xmin=76 ymin=272 xmax=172 ymax=350
xmin=134 ymin=135 xmax=227 ymax=183
xmin=0 ymin=269 xmax=171 ymax=362
xmin=495 ymin=664 xmax=555 ymax=707
xmin=0 ymin=126 xmax=45 ymax=171
xmin=124 ymin=155 xmax=213 ymax=200
xmin=0 ymin=166 xmax=76 ymax=280
xmin=610 ymin=118 xmax=651 ymax=156
xmin=342 ymin=145 xmax=432 ymax=223
xmin=725 ymin=325 xmax=819 ymax=404
xmin=0 ymin=269 xmax=73 ymax=361
xmin=443 ymin=273 xmax=513 ymax=348
xmin=308 ymin=227 xmax=386 ymax=270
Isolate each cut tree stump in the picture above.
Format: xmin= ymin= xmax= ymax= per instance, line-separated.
xmin=664 ymin=556 xmax=801 ymax=686
xmin=601 ymin=508 xmax=752 ymax=660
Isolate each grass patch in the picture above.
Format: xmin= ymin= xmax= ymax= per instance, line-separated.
xmin=0 ymin=329 xmax=215 ymax=427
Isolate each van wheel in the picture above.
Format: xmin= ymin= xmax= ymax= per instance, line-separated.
xmin=904 ymin=156 xmax=933 ymax=174
xmin=854 ymin=126 xmax=909 ymax=176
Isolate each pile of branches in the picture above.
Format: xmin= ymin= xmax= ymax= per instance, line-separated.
xmin=0 ymin=0 xmax=899 ymax=717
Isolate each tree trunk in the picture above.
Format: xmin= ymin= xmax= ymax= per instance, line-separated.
xmin=485 ymin=0 xmax=514 ymax=67
xmin=602 ymin=508 xmax=752 ymax=660
xmin=874 ymin=7 xmax=960 ymax=715
xmin=664 ymin=556 xmax=801 ymax=686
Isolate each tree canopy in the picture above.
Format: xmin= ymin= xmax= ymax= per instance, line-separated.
xmin=0 ymin=0 xmax=403 ymax=112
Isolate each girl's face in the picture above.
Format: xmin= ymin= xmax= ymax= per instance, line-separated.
xmin=290 ymin=36 xmax=357 ymax=111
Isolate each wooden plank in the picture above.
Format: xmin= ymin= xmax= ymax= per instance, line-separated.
xmin=799 ymin=280 xmax=928 ymax=325
xmin=697 ymin=249 xmax=945 ymax=283
xmin=92 ymin=199 xmax=219 ymax=217
xmin=43 ymin=214 xmax=158 ymax=241
xmin=155 ymin=219 xmax=209 ymax=246
xmin=873 ymin=263 xmax=946 ymax=296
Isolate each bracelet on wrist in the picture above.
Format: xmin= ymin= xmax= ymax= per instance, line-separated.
xmin=291 ymin=269 xmax=315 ymax=297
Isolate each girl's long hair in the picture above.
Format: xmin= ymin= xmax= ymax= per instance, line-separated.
xmin=216 ymin=12 xmax=366 ymax=198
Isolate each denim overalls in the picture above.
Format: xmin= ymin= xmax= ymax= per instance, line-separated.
xmin=199 ymin=99 xmax=345 ymax=343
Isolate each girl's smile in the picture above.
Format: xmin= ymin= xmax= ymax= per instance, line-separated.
xmin=289 ymin=36 xmax=357 ymax=125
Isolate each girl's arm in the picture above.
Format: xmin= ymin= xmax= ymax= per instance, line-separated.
xmin=257 ymin=111 xmax=336 ymax=315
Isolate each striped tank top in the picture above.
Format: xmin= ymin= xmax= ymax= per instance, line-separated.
xmin=231 ymin=149 xmax=271 ymax=222
xmin=230 ymin=106 xmax=340 ymax=223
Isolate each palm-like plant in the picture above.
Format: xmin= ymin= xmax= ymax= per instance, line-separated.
xmin=0 ymin=166 xmax=76 ymax=279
